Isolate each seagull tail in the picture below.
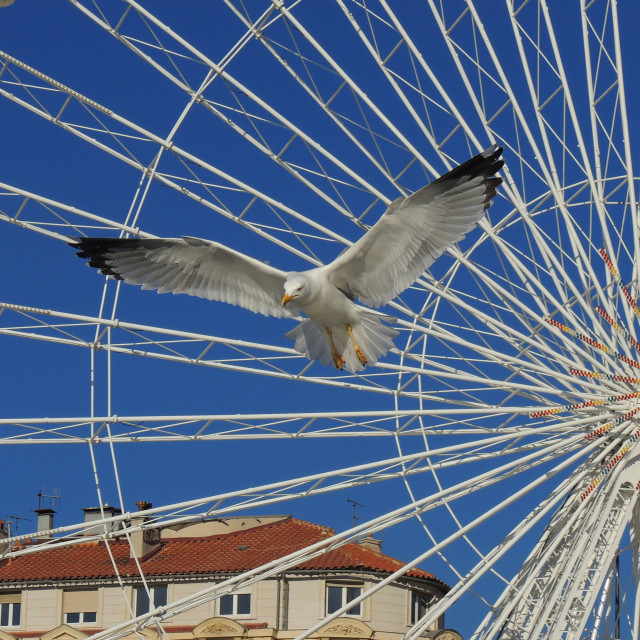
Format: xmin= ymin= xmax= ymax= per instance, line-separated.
xmin=285 ymin=319 xmax=335 ymax=369
xmin=346 ymin=310 xmax=398 ymax=372
xmin=285 ymin=311 xmax=398 ymax=373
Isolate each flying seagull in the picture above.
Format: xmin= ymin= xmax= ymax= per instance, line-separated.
xmin=70 ymin=145 xmax=503 ymax=373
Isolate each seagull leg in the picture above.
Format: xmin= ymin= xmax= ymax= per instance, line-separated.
xmin=347 ymin=324 xmax=368 ymax=367
xmin=325 ymin=327 xmax=345 ymax=370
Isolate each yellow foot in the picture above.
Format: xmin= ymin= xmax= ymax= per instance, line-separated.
xmin=354 ymin=346 xmax=368 ymax=367
xmin=331 ymin=350 xmax=346 ymax=370
xmin=347 ymin=323 xmax=368 ymax=367
xmin=326 ymin=327 xmax=345 ymax=370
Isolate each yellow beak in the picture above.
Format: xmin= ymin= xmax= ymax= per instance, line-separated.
xmin=282 ymin=293 xmax=297 ymax=307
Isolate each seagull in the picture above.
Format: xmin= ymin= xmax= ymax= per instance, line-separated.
xmin=70 ymin=145 xmax=503 ymax=373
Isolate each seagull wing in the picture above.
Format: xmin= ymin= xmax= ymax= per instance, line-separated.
xmin=326 ymin=145 xmax=504 ymax=307
xmin=70 ymin=235 xmax=292 ymax=318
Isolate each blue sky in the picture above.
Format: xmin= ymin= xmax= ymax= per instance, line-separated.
xmin=2 ymin=1 xmax=640 ymax=636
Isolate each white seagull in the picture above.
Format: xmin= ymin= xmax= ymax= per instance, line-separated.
xmin=70 ymin=145 xmax=503 ymax=373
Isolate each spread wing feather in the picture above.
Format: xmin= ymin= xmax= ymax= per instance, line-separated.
xmin=69 ymin=236 xmax=292 ymax=318
xmin=326 ymin=145 xmax=504 ymax=307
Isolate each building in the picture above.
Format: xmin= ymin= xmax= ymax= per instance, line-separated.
xmin=0 ymin=510 xmax=462 ymax=640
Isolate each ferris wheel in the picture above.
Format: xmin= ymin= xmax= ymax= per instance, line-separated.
xmin=1 ymin=1 xmax=639 ymax=639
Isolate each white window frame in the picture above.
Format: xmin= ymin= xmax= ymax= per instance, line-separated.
xmin=62 ymin=589 xmax=99 ymax=626
xmin=218 ymin=591 xmax=252 ymax=618
xmin=0 ymin=601 xmax=21 ymax=627
xmin=326 ymin=583 xmax=363 ymax=617
xmin=64 ymin=611 xmax=98 ymax=624
xmin=134 ymin=585 xmax=168 ymax=616
xmin=409 ymin=590 xmax=434 ymax=625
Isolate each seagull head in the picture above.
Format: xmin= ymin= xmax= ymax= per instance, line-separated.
xmin=282 ymin=274 xmax=308 ymax=307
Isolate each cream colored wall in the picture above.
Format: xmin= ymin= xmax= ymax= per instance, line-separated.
xmin=370 ymin=583 xmax=442 ymax=633
xmin=168 ymin=582 xmax=212 ymax=624
xmin=283 ymin=576 xmax=442 ymax=634
xmin=15 ymin=581 xmax=279 ymax=630
xmin=22 ymin=589 xmax=60 ymax=631
xmin=286 ymin=576 xmax=380 ymax=630
xmin=254 ymin=579 xmax=278 ymax=628
xmin=148 ymin=580 xmax=279 ymax=627
xmin=368 ymin=582 xmax=409 ymax=632
xmin=285 ymin=578 xmax=323 ymax=630
xmin=12 ymin=575 xmax=444 ymax=635
xmin=101 ymin=586 xmax=133 ymax=628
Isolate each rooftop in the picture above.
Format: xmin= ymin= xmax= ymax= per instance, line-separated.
xmin=0 ymin=517 xmax=444 ymax=587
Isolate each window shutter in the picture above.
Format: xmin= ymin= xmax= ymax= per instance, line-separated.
xmin=0 ymin=593 xmax=20 ymax=604
xmin=63 ymin=590 xmax=98 ymax=613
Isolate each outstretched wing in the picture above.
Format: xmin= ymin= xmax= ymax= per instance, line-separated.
xmin=326 ymin=145 xmax=504 ymax=307
xmin=70 ymin=236 xmax=292 ymax=318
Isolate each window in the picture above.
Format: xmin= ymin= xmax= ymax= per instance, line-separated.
xmin=0 ymin=597 xmax=21 ymax=627
xmin=64 ymin=612 xmax=97 ymax=624
xmin=63 ymin=589 xmax=98 ymax=625
xmin=135 ymin=586 xmax=168 ymax=617
xmin=219 ymin=593 xmax=251 ymax=616
xmin=326 ymin=584 xmax=362 ymax=616
xmin=410 ymin=591 xmax=433 ymax=624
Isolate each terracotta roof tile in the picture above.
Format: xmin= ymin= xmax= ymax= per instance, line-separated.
xmin=0 ymin=517 xmax=445 ymax=588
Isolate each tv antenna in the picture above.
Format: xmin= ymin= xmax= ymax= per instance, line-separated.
xmin=4 ymin=514 xmax=30 ymax=536
xmin=37 ymin=487 xmax=61 ymax=509
xmin=347 ymin=499 xmax=365 ymax=528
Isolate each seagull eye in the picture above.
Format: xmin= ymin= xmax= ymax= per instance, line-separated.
xmin=297 ymin=286 xmax=303 ymax=292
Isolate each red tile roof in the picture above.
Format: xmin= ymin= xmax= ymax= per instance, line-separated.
xmin=0 ymin=517 xmax=445 ymax=588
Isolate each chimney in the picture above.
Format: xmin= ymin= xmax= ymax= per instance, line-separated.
xmin=0 ymin=519 xmax=8 ymax=553
xmin=130 ymin=501 xmax=161 ymax=561
xmin=359 ymin=535 xmax=382 ymax=552
xmin=82 ymin=504 xmax=122 ymax=536
xmin=35 ymin=508 xmax=55 ymax=534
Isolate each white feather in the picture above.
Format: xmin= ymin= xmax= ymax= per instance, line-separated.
xmin=326 ymin=146 xmax=503 ymax=307
xmin=285 ymin=311 xmax=398 ymax=373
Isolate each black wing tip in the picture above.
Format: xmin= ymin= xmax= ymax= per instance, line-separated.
xmin=69 ymin=236 xmax=140 ymax=280
xmin=481 ymin=143 xmax=504 ymax=159
xmin=455 ymin=147 xmax=505 ymax=210
xmin=432 ymin=145 xmax=504 ymax=188
xmin=70 ymin=237 xmax=147 ymax=253
xmin=475 ymin=145 xmax=504 ymax=177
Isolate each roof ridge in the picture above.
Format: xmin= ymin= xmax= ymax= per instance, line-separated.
xmin=161 ymin=516 xmax=334 ymax=543
xmin=286 ymin=516 xmax=335 ymax=536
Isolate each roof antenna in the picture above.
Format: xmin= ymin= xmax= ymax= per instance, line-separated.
xmin=4 ymin=514 xmax=30 ymax=536
xmin=347 ymin=499 xmax=365 ymax=529
xmin=37 ymin=487 xmax=61 ymax=509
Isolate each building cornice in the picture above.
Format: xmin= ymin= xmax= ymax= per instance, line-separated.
xmin=0 ymin=567 xmax=446 ymax=592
